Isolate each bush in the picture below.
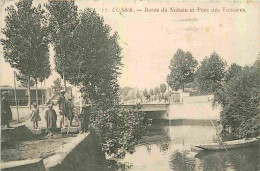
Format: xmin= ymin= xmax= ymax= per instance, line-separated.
xmin=214 ymin=65 xmax=260 ymax=138
xmin=90 ymin=104 xmax=152 ymax=158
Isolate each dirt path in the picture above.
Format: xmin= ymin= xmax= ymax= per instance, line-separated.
xmin=1 ymin=105 xmax=81 ymax=163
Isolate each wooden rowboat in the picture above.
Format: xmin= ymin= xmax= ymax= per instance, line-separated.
xmin=195 ymin=137 xmax=260 ymax=150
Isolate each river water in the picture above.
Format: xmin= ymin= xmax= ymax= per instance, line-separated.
xmin=120 ymin=123 xmax=260 ymax=171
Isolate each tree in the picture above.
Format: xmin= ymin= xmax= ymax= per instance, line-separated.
xmin=194 ymin=52 xmax=227 ymax=94
xmin=16 ymin=73 xmax=35 ymax=87
xmin=154 ymin=87 xmax=160 ymax=95
xmin=225 ymin=63 xmax=242 ymax=83
xmin=160 ymin=83 xmax=167 ymax=95
xmin=1 ymin=0 xmax=50 ymax=108
xmin=167 ymin=49 xmax=198 ymax=91
xmin=143 ymin=88 xmax=149 ymax=98
xmin=46 ymin=0 xmax=78 ymax=93
xmin=149 ymin=89 xmax=154 ymax=96
xmin=49 ymin=8 xmax=150 ymax=158
xmin=214 ymin=64 xmax=260 ymax=138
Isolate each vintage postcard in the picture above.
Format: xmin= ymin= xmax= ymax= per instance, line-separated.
xmin=1 ymin=0 xmax=259 ymax=170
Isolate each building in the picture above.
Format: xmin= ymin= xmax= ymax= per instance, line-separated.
xmin=0 ymin=86 xmax=46 ymax=106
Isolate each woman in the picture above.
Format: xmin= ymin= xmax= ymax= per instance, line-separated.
xmin=45 ymin=103 xmax=57 ymax=129
xmin=31 ymin=102 xmax=41 ymax=129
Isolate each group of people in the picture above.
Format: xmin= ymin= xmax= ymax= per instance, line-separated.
xmin=43 ymin=90 xmax=75 ymax=130
xmin=1 ymin=90 xmax=75 ymax=131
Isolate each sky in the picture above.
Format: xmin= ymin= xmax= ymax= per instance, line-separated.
xmin=0 ymin=0 xmax=259 ymax=90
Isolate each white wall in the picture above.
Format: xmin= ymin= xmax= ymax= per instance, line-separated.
xmin=168 ymin=102 xmax=220 ymax=120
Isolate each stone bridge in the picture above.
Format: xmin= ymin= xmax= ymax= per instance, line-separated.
xmin=120 ymin=103 xmax=170 ymax=112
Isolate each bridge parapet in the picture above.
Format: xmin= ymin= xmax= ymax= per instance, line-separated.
xmin=120 ymin=103 xmax=170 ymax=112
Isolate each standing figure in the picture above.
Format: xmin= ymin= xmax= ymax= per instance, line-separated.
xmin=216 ymin=120 xmax=224 ymax=137
xmin=44 ymin=103 xmax=57 ymax=129
xmin=1 ymin=91 xmax=13 ymax=128
xmin=79 ymin=104 xmax=91 ymax=133
xmin=67 ymin=98 xmax=74 ymax=126
xmin=31 ymin=102 xmax=41 ymax=129
xmin=57 ymin=91 xmax=66 ymax=128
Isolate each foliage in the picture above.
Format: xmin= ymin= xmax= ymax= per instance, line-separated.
xmin=167 ymin=49 xmax=198 ymax=91
xmin=2 ymin=0 xmax=50 ymax=79
xmin=194 ymin=52 xmax=227 ymax=95
xmin=225 ymin=63 xmax=242 ymax=83
xmin=51 ymin=78 xmax=64 ymax=96
xmin=149 ymin=89 xmax=154 ymax=96
xmin=16 ymin=73 xmax=35 ymax=87
xmin=2 ymin=0 xmax=50 ymax=106
xmin=214 ymin=64 xmax=260 ymax=138
xmin=160 ymin=83 xmax=167 ymax=94
xmin=47 ymin=7 xmax=150 ymax=158
xmin=143 ymin=88 xmax=149 ymax=98
xmin=91 ymin=104 xmax=152 ymax=158
xmin=46 ymin=0 xmax=78 ymax=80
xmin=154 ymin=87 xmax=160 ymax=95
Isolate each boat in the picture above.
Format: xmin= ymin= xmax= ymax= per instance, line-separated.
xmin=195 ymin=137 xmax=260 ymax=150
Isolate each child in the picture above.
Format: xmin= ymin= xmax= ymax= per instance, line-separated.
xmin=31 ymin=102 xmax=41 ymax=129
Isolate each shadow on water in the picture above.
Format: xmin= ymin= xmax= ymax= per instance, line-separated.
xmin=119 ymin=123 xmax=260 ymax=171
xmin=194 ymin=144 xmax=260 ymax=171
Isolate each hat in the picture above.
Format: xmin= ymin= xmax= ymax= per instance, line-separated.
xmin=68 ymin=97 xmax=72 ymax=101
xmin=48 ymin=102 xmax=54 ymax=107
xmin=61 ymin=90 xmax=66 ymax=94
xmin=217 ymin=120 xmax=221 ymax=123
xmin=33 ymin=102 xmax=37 ymax=106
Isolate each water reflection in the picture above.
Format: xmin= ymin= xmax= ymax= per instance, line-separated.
xmin=120 ymin=124 xmax=260 ymax=171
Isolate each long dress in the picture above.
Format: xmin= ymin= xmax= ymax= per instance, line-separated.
xmin=31 ymin=108 xmax=41 ymax=122
xmin=58 ymin=96 xmax=66 ymax=115
xmin=45 ymin=109 xmax=57 ymax=129
xmin=1 ymin=97 xmax=13 ymax=125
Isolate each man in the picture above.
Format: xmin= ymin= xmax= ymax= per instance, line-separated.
xmin=44 ymin=103 xmax=57 ymax=129
xmin=67 ymin=98 xmax=74 ymax=126
xmin=57 ymin=91 xmax=66 ymax=128
xmin=79 ymin=104 xmax=91 ymax=133
xmin=216 ymin=120 xmax=224 ymax=137
xmin=1 ymin=91 xmax=13 ymax=128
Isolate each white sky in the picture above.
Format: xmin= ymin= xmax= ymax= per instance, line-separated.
xmin=0 ymin=0 xmax=259 ymax=90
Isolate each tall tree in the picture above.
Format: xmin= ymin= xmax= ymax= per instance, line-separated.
xmin=194 ymin=52 xmax=227 ymax=95
xmin=154 ymin=87 xmax=160 ymax=95
xmin=143 ymin=88 xmax=149 ymax=98
xmin=160 ymin=83 xmax=167 ymax=95
xmin=49 ymin=8 xmax=150 ymax=158
xmin=167 ymin=49 xmax=198 ymax=91
xmin=149 ymin=89 xmax=154 ymax=96
xmin=1 ymin=0 xmax=50 ymax=108
xmin=46 ymin=0 xmax=78 ymax=93
xmin=214 ymin=64 xmax=260 ymax=138
xmin=225 ymin=63 xmax=242 ymax=83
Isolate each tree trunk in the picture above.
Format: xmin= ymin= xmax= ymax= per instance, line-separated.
xmin=63 ymin=71 xmax=66 ymax=99
xmin=28 ymin=75 xmax=31 ymax=110
xmin=182 ymin=85 xmax=185 ymax=92
xmin=35 ymin=78 xmax=38 ymax=105
xmin=41 ymin=81 xmax=44 ymax=111
xmin=14 ymin=72 xmax=19 ymax=122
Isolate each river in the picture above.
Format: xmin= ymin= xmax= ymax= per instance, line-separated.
xmin=119 ymin=123 xmax=260 ymax=171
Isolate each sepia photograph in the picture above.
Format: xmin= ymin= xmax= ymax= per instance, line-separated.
xmin=0 ymin=0 xmax=260 ymax=170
